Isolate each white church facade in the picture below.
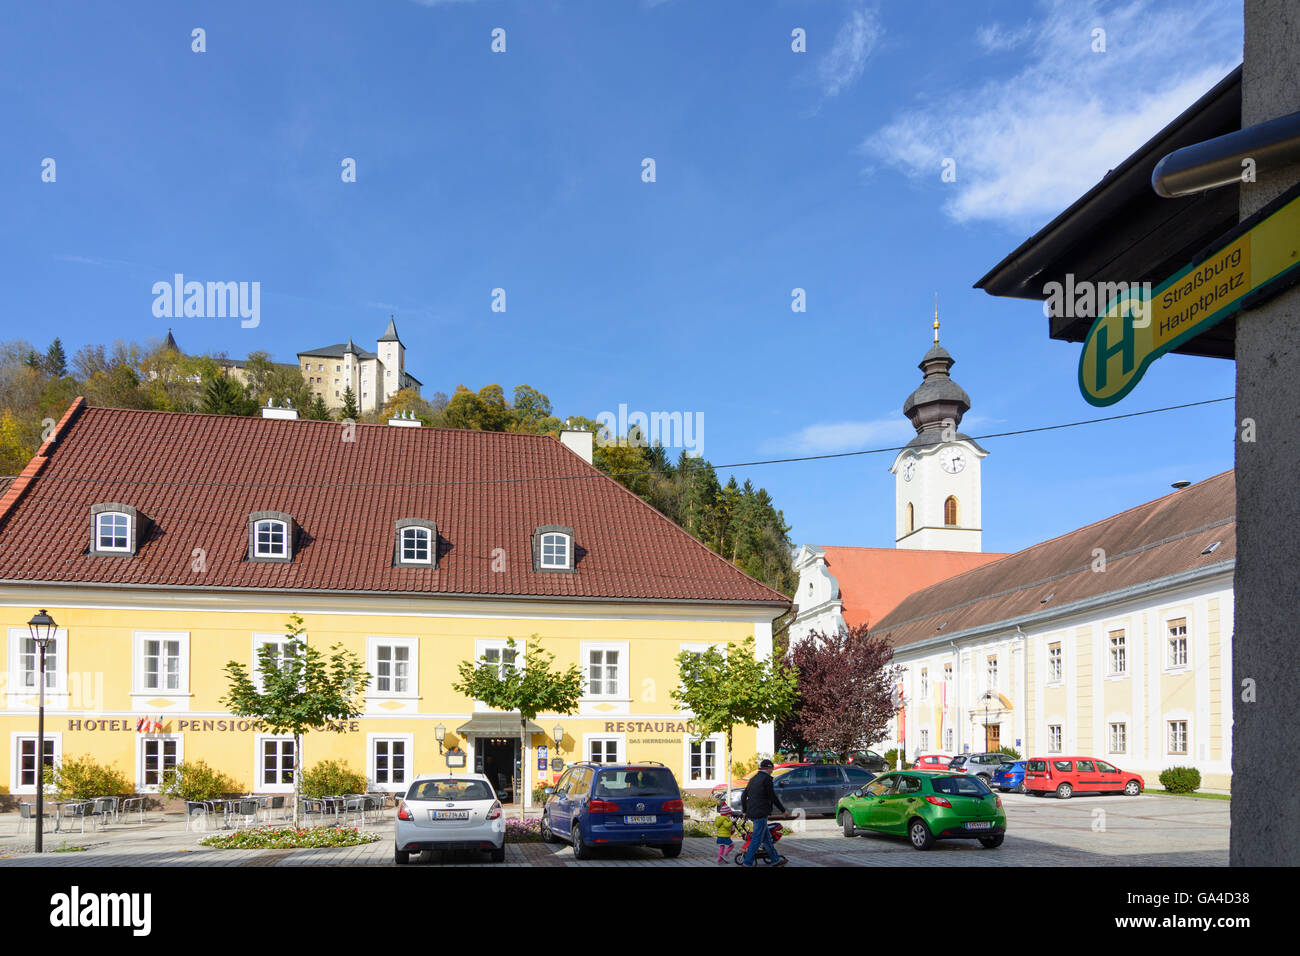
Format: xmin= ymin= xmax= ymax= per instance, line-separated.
xmin=789 ymin=327 xmax=1235 ymax=790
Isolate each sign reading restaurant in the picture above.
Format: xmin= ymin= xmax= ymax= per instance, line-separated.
xmin=1078 ymin=178 xmax=1300 ymax=405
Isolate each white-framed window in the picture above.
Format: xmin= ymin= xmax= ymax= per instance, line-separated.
xmin=943 ymin=662 xmax=952 ymax=683
xmin=920 ymin=668 xmax=929 ymax=699
xmin=1108 ymin=629 xmax=1127 ymax=676
xmin=368 ymin=636 xmax=418 ymax=698
xmin=677 ymin=642 xmax=725 ymax=717
xmin=1168 ymin=720 xmax=1189 ymax=755
xmin=685 ymin=733 xmax=724 ymax=786
xmin=475 ymin=639 xmax=522 ymax=680
xmin=586 ymin=736 xmax=622 ymax=764
xmin=95 ymin=512 xmax=132 ymax=552
xmin=1048 ymin=724 xmax=1063 ymax=752
xmin=133 ymin=631 xmax=189 ymax=694
xmin=10 ymin=732 xmax=60 ymax=794
xmin=256 ymin=736 xmax=296 ymax=792
xmin=583 ymin=642 xmax=628 ymax=699
xmin=1048 ymin=642 xmax=1062 ymax=682
xmin=137 ymin=734 xmax=182 ymax=791
xmin=943 ymin=728 xmax=954 ymax=751
xmin=987 ymin=655 xmax=998 ymax=690
xmin=399 ymin=526 xmax=432 ymax=565
xmin=252 ymin=633 xmax=299 ymax=692
xmin=1109 ymin=722 xmax=1127 ymax=754
xmin=7 ymin=626 xmax=67 ymax=695
xmin=254 ymin=519 xmax=288 ymax=558
xmin=920 ymin=729 xmax=930 ymax=750
xmin=1167 ymin=618 xmax=1189 ymax=669
xmin=369 ymin=734 xmax=413 ymax=791
xmin=540 ymin=532 xmax=570 ymax=569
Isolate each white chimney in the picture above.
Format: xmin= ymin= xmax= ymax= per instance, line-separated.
xmin=388 ymin=409 xmax=421 ymax=428
xmin=560 ymin=428 xmax=593 ymax=464
xmin=261 ymin=399 xmax=299 ymax=420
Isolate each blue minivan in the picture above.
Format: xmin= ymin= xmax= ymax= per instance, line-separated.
xmin=540 ymin=762 xmax=684 ymax=859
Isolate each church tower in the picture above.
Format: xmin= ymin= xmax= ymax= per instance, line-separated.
xmin=888 ymin=311 xmax=988 ymax=552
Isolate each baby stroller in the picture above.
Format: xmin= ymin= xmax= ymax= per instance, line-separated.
xmin=731 ymin=811 xmax=785 ymax=864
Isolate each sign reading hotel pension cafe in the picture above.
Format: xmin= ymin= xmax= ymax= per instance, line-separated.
xmin=1079 ymin=179 xmax=1300 ymax=406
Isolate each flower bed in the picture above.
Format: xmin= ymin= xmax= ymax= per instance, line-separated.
xmin=199 ymin=825 xmax=379 ymax=850
xmin=503 ymin=818 xmax=545 ymax=843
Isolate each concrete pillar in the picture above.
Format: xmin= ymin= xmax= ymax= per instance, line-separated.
xmin=1233 ymin=0 xmax=1300 ymax=866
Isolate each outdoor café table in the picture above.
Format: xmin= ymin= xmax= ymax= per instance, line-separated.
xmin=203 ymin=798 xmax=236 ymax=829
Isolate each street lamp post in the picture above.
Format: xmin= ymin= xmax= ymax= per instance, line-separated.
xmin=27 ymin=610 xmax=57 ymax=853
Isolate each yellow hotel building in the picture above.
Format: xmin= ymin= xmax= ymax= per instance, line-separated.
xmin=0 ymin=400 xmax=789 ymax=804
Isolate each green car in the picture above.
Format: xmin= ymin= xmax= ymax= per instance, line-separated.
xmin=836 ymin=770 xmax=1007 ymax=850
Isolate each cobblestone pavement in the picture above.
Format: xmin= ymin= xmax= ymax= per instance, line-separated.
xmin=0 ymin=793 xmax=1228 ymax=867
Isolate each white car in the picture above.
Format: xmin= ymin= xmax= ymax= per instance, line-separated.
xmin=394 ymin=773 xmax=506 ymax=864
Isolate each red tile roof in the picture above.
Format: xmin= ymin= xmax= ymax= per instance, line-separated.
xmin=819 ymin=546 xmax=1008 ymax=630
xmin=873 ymin=471 xmax=1235 ymax=648
xmin=0 ymin=403 xmax=789 ymax=607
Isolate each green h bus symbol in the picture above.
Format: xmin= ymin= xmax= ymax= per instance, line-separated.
xmin=1094 ymin=310 xmax=1136 ymax=390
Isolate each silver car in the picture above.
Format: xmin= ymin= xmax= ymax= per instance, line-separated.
xmin=960 ymin=753 xmax=1017 ymax=782
xmin=394 ymin=774 xmax=505 ymax=864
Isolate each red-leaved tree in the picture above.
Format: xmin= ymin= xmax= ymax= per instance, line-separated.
xmin=779 ymin=624 xmax=899 ymax=761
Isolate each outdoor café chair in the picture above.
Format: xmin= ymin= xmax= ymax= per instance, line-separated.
xmin=344 ymin=794 xmax=368 ymax=827
xmin=184 ymin=801 xmax=209 ymax=831
xmin=119 ymin=796 xmax=146 ymax=825
xmin=17 ymin=802 xmax=49 ymax=836
xmin=59 ymin=801 xmax=90 ymax=834
xmin=235 ymin=798 xmax=261 ymax=829
xmin=91 ymin=796 xmax=118 ymax=829
xmin=268 ymin=795 xmax=286 ymax=820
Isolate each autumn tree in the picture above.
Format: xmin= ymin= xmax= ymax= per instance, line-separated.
xmin=779 ymin=624 xmax=899 ymax=761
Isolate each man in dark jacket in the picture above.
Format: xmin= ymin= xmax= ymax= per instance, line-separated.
xmin=740 ymin=759 xmax=787 ymax=867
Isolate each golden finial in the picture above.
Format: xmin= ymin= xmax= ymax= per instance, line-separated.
xmin=932 ymin=293 xmax=940 ymax=344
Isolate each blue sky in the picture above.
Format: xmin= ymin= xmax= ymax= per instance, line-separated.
xmin=2 ymin=0 xmax=1243 ymax=554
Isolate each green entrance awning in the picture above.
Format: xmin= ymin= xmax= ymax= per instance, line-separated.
xmin=457 ymin=714 xmax=546 ymax=737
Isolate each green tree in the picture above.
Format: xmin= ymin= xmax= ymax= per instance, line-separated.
xmin=340 ymin=385 xmax=359 ymax=420
xmin=672 ymin=636 xmax=799 ymax=797
xmin=221 ymin=614 xmax=370 ymax=825
xmin=202 ymin=373 xmax=257 ymax=415
xmin=443 ymin=384 xmax=512 ymax=431
xmin=304 ymin=394 xmax=332 ymax=421
xmin=44 ymin=339 xmax=68 ymax=378
xmin=451 ymin=636 xmax=584 ymax=815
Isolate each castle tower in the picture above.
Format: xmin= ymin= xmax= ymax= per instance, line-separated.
xmin=888 ymin=311 xmax=988 ymax=552
xmin=377 ymin=315 xmax=405 ymax=407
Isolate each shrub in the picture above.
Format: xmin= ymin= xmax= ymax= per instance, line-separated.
xmin=301 ymin=760 xmax=368 ymax=798
xmin=995 ymin=745 xmax=1022 ymax=760
xmin=161 ymin=761 xmax=243 ymax=802
xmin=200 ymin=825 xmax=377 ymax=850
xmin=1159 ymin=766 xmax=1201 ymax=793
xmin=733 ymin=753 xmax=778 ymax=776
xmin=884 ymin=749 xmax=912 ymax=771
xmin=683 ymin=820 xmax=713 ymax=838
xmin=683 ymin=793 xmax=717 ymax=814
xmin=43 ymin=755 xmax=131 ymax=800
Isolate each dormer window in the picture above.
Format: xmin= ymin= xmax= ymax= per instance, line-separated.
xmin=248 ymin=511 xmax=294 ymax=563
xmin=533 ymin=524 xmax=575 ymax=572
xmin=90 ymin=504 xmax=143 ymax=556
xmin=394 ymin=518 xmax=437 ymax=567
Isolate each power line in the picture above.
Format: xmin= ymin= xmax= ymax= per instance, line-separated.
xmin=11 ymin=395 xmax=1233 ymax=491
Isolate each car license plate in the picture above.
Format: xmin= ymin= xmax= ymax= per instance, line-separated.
xmin=429 ymin=810 xmax=469 ymax=821
xmin=965 ymin=821 xmax=991 ymax=830
xmin=625 ymin=815 xmax=656 ymax=824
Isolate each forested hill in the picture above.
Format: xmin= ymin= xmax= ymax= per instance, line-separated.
xmin=0 ymin=339 xmax=797 ymax=597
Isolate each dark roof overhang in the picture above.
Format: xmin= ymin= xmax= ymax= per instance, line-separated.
xmin=974 ymin=65 xmax=1243 ymax=360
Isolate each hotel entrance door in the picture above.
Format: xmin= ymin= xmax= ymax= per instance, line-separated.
xmin=985 ymin=724 xmax=1000 ymax=751
xmin=475 ymin=737 xmax=520 ymax=804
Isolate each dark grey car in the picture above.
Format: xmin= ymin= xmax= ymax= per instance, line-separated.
xmin=727 ymin=764 xmax=876 ymax=817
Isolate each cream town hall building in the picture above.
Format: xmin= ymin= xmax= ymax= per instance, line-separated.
xmin=791 ymin=331 xmax=1234 ymax=790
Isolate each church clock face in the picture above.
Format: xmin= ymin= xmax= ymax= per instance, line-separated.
xmin=902 ymin=458 xmax=916 ymax=482
xmin=940 ymin=449 xmax=966 ymax=474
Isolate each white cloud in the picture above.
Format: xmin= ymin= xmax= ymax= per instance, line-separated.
xmin=974 ymin=22 xmax=1033 ymax=53
xmin=861 ymin=0 xmax=1241 ymax=227
xmin=763 ymin=415 xmax=914 ymax=455
xmin=819 ymin=6 xmax=883 ymax=97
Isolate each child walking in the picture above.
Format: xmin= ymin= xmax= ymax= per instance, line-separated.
xmin=715 ymin=804 xmax=736 ymax=863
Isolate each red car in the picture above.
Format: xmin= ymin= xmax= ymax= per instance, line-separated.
xmin=1023 ymin=757 xmax=1144 ymax=798
xmin=911 ymin=753 xmax=957 ymax=772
